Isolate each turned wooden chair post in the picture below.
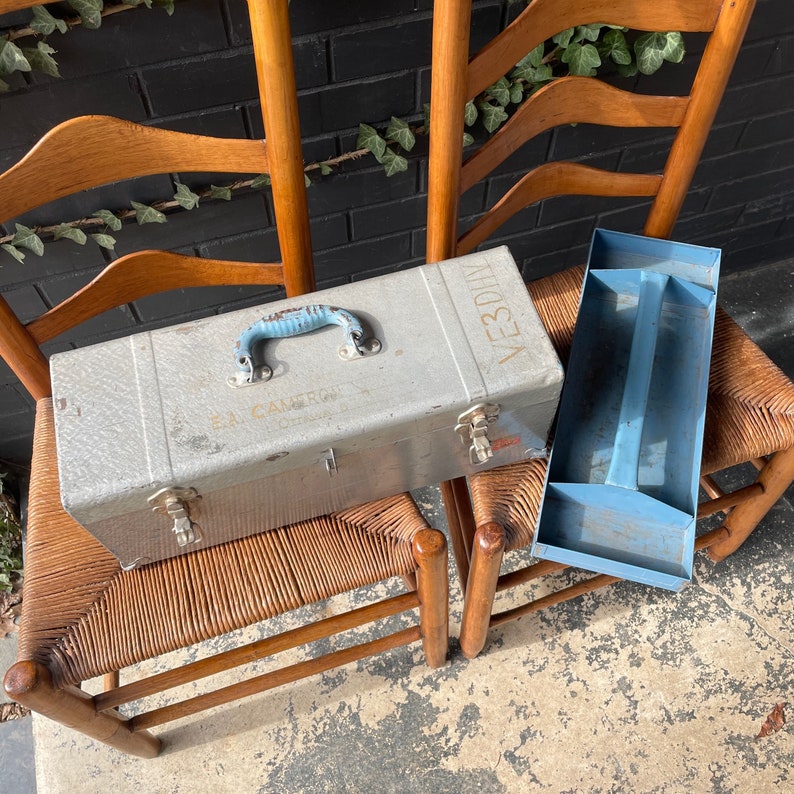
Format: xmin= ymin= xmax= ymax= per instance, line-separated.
xmin=249 ymin=0 xmax=315 ymax=297
xmin=5 ymin=662 xmax=162 ymax=758
xmin=413 ymin=529 xmax=450 ymax=668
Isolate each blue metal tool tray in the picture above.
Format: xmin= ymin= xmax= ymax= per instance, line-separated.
xmin=531 ymin=229 xmax=721 ymax=590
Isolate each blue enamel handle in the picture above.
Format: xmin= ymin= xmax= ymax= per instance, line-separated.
xmin=232 ymin=304 xmax=369 ymax=384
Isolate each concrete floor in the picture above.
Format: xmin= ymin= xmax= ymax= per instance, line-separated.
xmin=2 ymin=258 xmax=793 ymax=793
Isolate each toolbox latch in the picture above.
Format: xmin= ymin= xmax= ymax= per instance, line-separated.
xmin=455 ymin=403 xmax=500 ymax=465
xmin=148 ymin=486 xmax=203 ymax=548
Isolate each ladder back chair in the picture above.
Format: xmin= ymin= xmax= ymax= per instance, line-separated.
xmin=0 ymin=0 xmax=447 ymax=757
xmin=427 ymin=0 xmax=794 ymax=659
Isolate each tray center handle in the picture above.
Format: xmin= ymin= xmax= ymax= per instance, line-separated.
xmin=604 ymin=271 xmax=669 ymax=490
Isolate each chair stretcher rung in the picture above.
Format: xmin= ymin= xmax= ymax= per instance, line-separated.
xmin=496 ymin=559 xmax=568 ymax=592
xmin=491 ymin=574 xmax=620 ymax=626
xmin=699 ymin=475 xmax=724 ymax=499
xmin=695 ymin=526 xmax=730 ymax=550
xmin=130 ymin=626 xmax=422 ymax=732
xmin=696 ymin=482 xmax=764 ymax=519
xmin=96 ymin=591 xmax=420 ymax=712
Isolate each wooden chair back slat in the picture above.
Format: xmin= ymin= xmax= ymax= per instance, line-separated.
xmin=460 ymin=79 xmax=689 ymax=194
xmin=468 ymin=0 xmax=724 ymax=98
xmin=0 ymin=0 xmax=41 ymax=11
xmin=26 ymin=252 xmax=284 ymax=346
xmin=457 ymin=164 xmax=662 ymax=257
xmin=0 ymin=116 xmax=269 ymax=224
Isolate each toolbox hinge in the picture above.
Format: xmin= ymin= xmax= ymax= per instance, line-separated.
xmin=148 ymin=486 xmax=203 ymax=548
xmin=455 ymin=403 xmax=500 ymax=465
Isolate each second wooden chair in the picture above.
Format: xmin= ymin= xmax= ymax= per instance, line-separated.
xmin=426 ymin=0 xmax=794 ymax=658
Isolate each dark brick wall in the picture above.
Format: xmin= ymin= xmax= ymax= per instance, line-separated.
xmin=0 ymin=0 xmax=792 ymax=464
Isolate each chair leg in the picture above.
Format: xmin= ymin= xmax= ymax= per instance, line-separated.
xmin=459 ymin=522 xmax=505 ymax=660
xmin=413 ymin=528 xmax=449 ymax=668
xmin=440 ymin=477 xmax=476 ymax=588
xmin=3 ymin=660 xmax=162 ymax=758
xmin=708 ymin=446 xmax=794 ymax=562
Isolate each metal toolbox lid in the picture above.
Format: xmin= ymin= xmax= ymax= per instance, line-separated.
xmin=52 ymin=247 xmax=563 ymax=524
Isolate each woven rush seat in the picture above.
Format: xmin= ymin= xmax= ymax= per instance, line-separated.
xmin=469 ymin=266 xmax=794 ymax=553
xmin=20 ymin=400 xmax=427 ymax=690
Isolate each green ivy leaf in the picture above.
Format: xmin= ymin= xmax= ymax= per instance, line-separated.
xmin=477 ymin=101 xmax=508 ymax=133
xmin=511 ymin=58 xmax=553 ymax=84
xmin=462 ymin=132 xmax=475 ymax=147
xmin=617 ymin=61 xmax=639 ymax=78
xmin=526 ymin=41 xmax=546 ymax=69
xmin=53 ymin=224 xmax=87 ymax=244
xmin=12 ymin=224 xmax=44 ymax=255
xmin=319 ymin=163 xmax=333 ymax=176
xmin=1 ymin=244 xmax=24 ymax=263
xmin=597 ymin=29 xmax=632 ymax=66
xmin=91 ymin=233 xmax=117 ymax=250
xmin=92 ymin=209 xmax=123 ymax=231
xmin=380 ymin=148 xmax=408 ymax=177
xmin=464 ymin=100 xmax=478 ymax=127
xmin=385 ymin=116 xmax=415 ymax=152
xmin=67 ymin=0 xmax=103 ymax=30
xmin=304 ymin=174 xmax=312 ymax=187
xmin=561 ymin=42 xmax=601 ymax=76
xmin=423 ymin=102 xmax=431 ymax=133
xmin=575 ymin=24 xmax=603 ymax=43
xmin=487 ymin=77 xmax=511 ymax=107
xmin=131 ymin=201 xmax=166 ymax=225
xmin=30 ymin=6 xmax=68 ymax=35
xmin=535 ymin=64 xmax=553 ymax=82
xmin=509 ymin=83 xmax=524 ymax=104
xmin=210 ymin=184 xmax=232 ymax=200
xmin=0 ymin=40 xmax=31 ymax=76
xmin=0 ymin=77 xmax=9 ymax=93
xmin=662 ymin=32 xmax=685 ymax=64
xmin=357 ymin=123 xmax=387 ymax=163
xmin=21 ymin=42 xmax=60 ymax=79
xmin=635 ymin=32 xmax=668 ymax=75
xmin=251 ymin=173 xmax=271 ymax=189
xmin=552 ymin=28 xmax=575 ymax=48
xmin=173 ymin=183 xmax=200 ymax=210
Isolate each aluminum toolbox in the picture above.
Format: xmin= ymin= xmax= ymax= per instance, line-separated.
xmin=51 ymin=246 xmax=564 ymax=568
xmin=531 ymin=229 xmax=721 ymax=591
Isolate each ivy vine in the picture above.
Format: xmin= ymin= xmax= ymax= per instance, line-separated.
xmin=0 ymin=1 xmax=174 ymax=92
xmin=0 ymin=3 xmax=686 ymax=262
xmin=0 ymin=162 xmax=355 ymax=261
xmin=358 ymin=24 xmax=685 ymax=173
xmin=0 ymin=473 xmax=22 ymax=593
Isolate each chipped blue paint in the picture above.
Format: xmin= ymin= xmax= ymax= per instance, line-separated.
xmin=234 ymin=304 xmax=366 ymax=373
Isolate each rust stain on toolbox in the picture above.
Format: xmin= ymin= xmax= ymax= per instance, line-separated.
xmin=51 ymin=247 xmax=564 ymax=567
